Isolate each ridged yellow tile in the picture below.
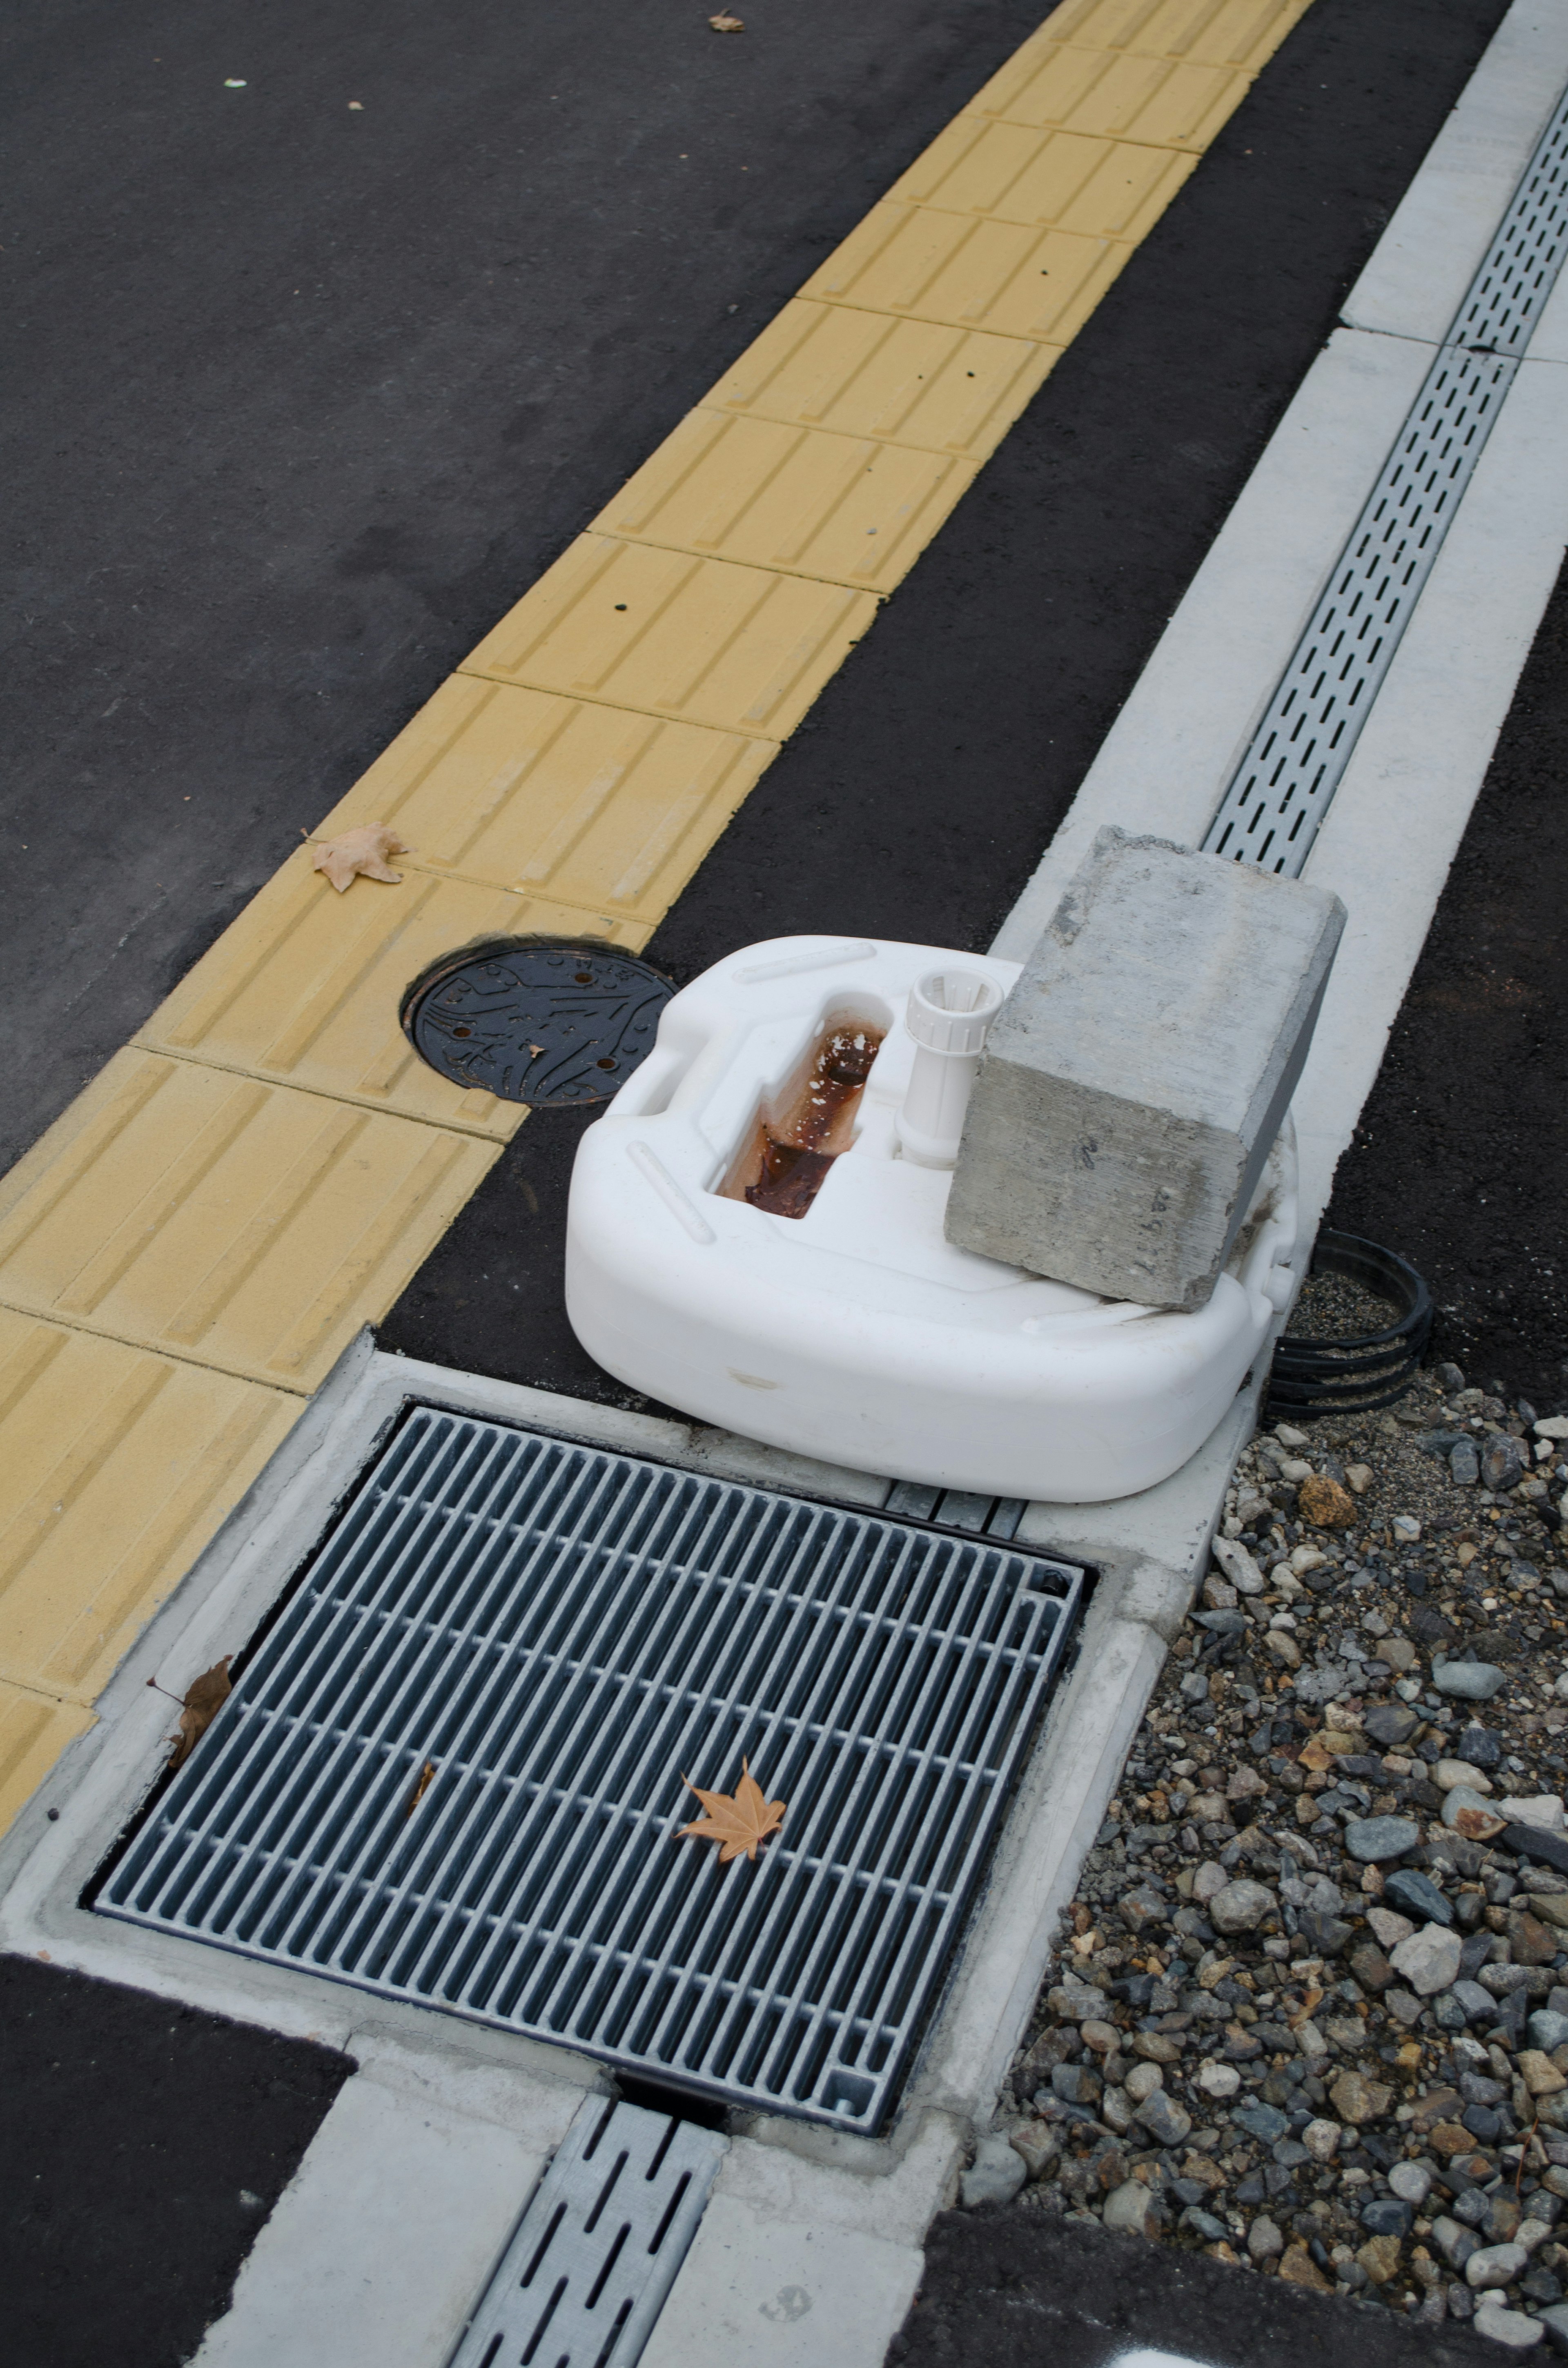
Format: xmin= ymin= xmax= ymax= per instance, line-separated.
xmin=890 ymin=120 xmax=1197 ymax=239
xmin=316 ymin=674 xmax=777 ymax=916
xmin=0 ymin=1681 xmax=94 ymax=1838
xmin=591 ymin=411 xmax=977 ymax=593
xmin=0 ymin=1310 xmax=299 ymax=1701
xmin=802 ymin=203 xmax=1125 ymax=344
xmin=703 ymin=302 xmax=1059 ymax=461
xmin=138 ymin=850 xmax=646 ymax=1137
xmin=1035 ymin=0 xmax=1312 ymax=70
xmin=461 ymin=537 xmax=878 ymax=739
xmin=969 ymin=43 xmax=1249 ymax=147
xmin=0 ymin=1050 xmax=498 ymax=1391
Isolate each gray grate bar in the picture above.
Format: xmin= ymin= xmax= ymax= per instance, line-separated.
xmin=1203 ymin=78 xmax=1568 ymax=877
xmin=448 ymin=2096 xmax=724 ymax=2368
xmin=98 ymin=1410 xmax=1084 ymax=2129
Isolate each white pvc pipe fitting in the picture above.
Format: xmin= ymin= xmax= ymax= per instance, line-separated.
xmin=894 ymin=968 xmax=1006 ymax=1169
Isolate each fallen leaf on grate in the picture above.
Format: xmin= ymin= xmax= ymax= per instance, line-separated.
xmin=310 ymin=822 xmax=409 ymax=892
xmin=406 ymin=1759 xmax=436 ymax=1817
xmin=678 ymin=1758 xmax=785 ymax=1864
xmin=162 ymin=1658 xmax=233 ymax=1768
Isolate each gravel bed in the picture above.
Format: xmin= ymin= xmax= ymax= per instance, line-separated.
xmin=968 ymin=1359 xmax=1568 ymax=2350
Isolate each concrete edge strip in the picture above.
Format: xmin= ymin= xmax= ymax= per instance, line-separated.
xmin=992 ymin=0 xmax=1568 ymax=1235
xmin=0 ymin=0 xmax=1316 ymax=1803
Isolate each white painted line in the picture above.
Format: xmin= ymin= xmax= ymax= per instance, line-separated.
xmin=1341 ymin=0 xmax=1568 ymax=345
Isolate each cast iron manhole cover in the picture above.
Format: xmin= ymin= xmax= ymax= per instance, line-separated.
xmin=401 ymin=937 xmax=673 ymax=1105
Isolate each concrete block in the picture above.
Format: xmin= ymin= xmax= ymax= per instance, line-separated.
xmin=947 ymin=827 xmax=1344 ymax=1309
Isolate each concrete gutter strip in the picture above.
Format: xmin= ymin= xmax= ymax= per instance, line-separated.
xmin=991 ymin=12 xmax=1568 ymax=1228
xmin=1292 ymin=344 xmax=1568 ymax=1224
xmin=1340 ymin=0 xmax=1568 ymax=343
xmin=194 ymin=2038 xmax=583 ymax=2368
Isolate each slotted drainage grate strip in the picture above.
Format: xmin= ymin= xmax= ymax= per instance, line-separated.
xmin=449 ymin=2096 xmax=725 ymax=2368
xmin=1203 ymin=79 xmax=1568 ymax=877
xmin=99 ymin=1410 xmax=1083 ymax=2128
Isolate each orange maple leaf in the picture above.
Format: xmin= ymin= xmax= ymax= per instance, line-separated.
xmin=677 ymin=1757 xmax=786 ymax=1864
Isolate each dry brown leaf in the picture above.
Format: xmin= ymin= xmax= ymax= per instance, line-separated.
xmin=406 ymin=1759 xmax=436 ymax=1818
xmin=167 ymin=1658 xmax=232 ymax=1768
xmin=1288 ymin=1983 xmax=1325 ymax=2029
xmin=709 ymin=11 xmax=744 ymax=28
xmin=678 ymin=1757 xmax=785 ymax=1864
xmin=311 ymin=823 xmax=409 ymax=892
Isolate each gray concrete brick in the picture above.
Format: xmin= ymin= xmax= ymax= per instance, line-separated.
xmin=945 ymin=828 xmax=1345 ymax=1310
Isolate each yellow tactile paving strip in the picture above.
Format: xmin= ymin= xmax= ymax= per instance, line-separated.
xmin=0 ymin=0 xmax=1313 ymax=1836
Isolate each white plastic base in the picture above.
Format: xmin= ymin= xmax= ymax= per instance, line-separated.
xmin=565 ymin=936 xmax=1303 ymax=1503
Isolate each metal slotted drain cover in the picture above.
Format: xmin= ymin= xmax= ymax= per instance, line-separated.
xmin=401 ymin=939 xmax=674 ymax=1105
xmin=1203 ymin=77 xmax=1568 ymax=876
xmin=96 ymin=1411 xmax=1084 ymax=2129
xmin=450 ymin=2096 xmax=724 ymax=2368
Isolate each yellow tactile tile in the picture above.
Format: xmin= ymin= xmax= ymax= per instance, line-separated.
xmin=968 ymin=42 xmax=1249 ymax=147
xmin=591 ymin=411 xmax=977 ymax=593
xmin=1035 ymin=0 xmax=1312 ymax=70
xmin=703 ymin=302 xmax=1059 ymax=462
xmin=0 ymin=1310 xmax=299 ymax=1702
xmin=0 ymin=1680 xmax=94 ymax=1839
xmin=0 ymin=1050 xmax=498 ymax=1391
xmin=316 ymin=674 xmax=777 ymax=918
xmin=889 ymin=120 xmax=1197 ymax=239
xmin=461 ymin=535 xmax=878 ymax=740
xmin=802 ymin=203 xmax=1126 ymax=344
xmin=138 ymin=850 xmax=646 ymax=1138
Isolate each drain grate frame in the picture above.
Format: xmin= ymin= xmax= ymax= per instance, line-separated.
xmin=448 ymin=2095 xmax=724 ymax=2368
xmin=1202 ymin=78 xmax=1568 ymax=877
xmin=96 ymin=1408 xmax=1085 ymax=2132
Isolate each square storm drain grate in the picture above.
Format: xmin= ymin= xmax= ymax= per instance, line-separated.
xmin=98 ymin=1409 xmax=1084 ymax=2129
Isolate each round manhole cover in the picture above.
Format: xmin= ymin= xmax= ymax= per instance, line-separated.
xmin=401 ymin=937 xmax=674 ymax=1106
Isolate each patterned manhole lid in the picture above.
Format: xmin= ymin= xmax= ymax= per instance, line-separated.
xmin=400 ymin=937 xmax=674 ymax=1105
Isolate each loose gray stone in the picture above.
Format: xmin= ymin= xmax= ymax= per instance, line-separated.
xmin=1452 ymin=1440 xmax=1481 ymax=1487
xmin=1453 ymin=1980 xmax=1498 ymax=2023
xmin=1103 ymin=2178 xmax=1156 ymax=2235
xmin=1446 ymin=1785 xmax=1503 ymax=1831
xmin=1434 ymin=2216 xmax=1481 ymax=2270
xmin=961 ymin=2134 xmax=1029 ymax=2209
xmin=1472 ymin=2303 xmax=1546 ymax=2350
xmin=1437 ymin=1663 xmax=1509 ymax=1702
xmin=1390 ymin=2161 xmax=1434 ymax=2206
xmin=1345 ymin=1817 xmax=1421 ymax=1864
xmin=944 ymin=827 xmax=1346 ymax=1310
xmin=1134 ymin=2089 xmax=1192 ymax=2147
xmin=1247 ymin=2214 xmax=1285 ymax=2261
xmin=1008 ymin=2121 xmax=1060 ymax=2180
xmin=1209 ymin=1878 xmax=1277 ymax=1934
xmin=1469 ymin=2242 xmax=1530 ymax=2290
xmin=1535 ymin=2303 xmax=1568 ymax=2355
xmin=1232 ymin=2100 xmax=1290 ymax=2143
xmin=1391 ymin=1924 xmax=1464 ymax=1996
xmin=1484 ymin=1438 xmax=1527 ymax=1493
xmin=1530 ymin=2011 xmax=1568 ymax=2053
xmin=1384 ymin=1868 xmax=1454 ymax=1926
